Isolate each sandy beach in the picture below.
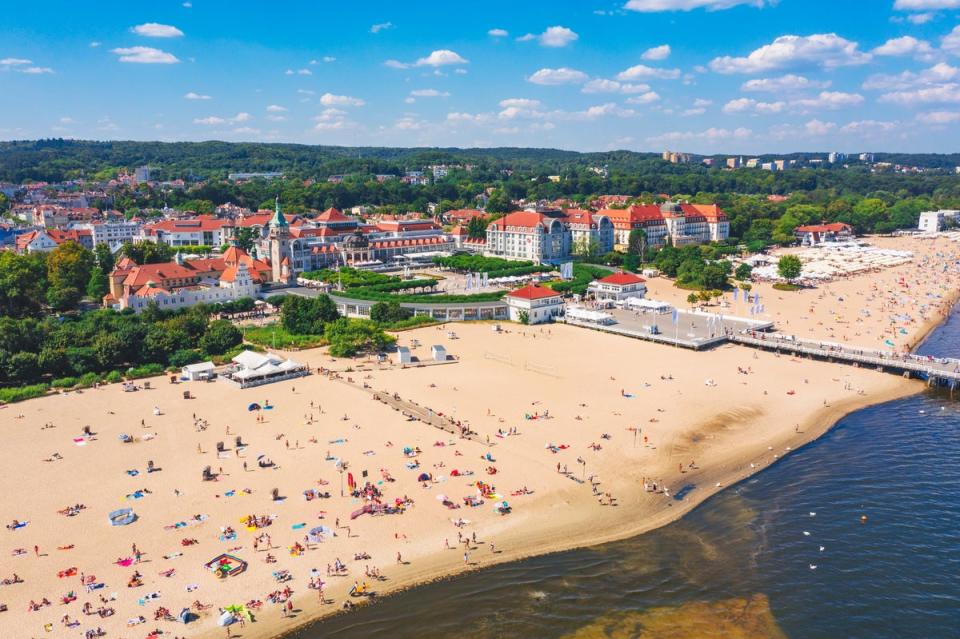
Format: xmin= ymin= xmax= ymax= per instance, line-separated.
xmin=1 ymin=235 xmax=957 ymax=639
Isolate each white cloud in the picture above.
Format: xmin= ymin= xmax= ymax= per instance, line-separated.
xmin=625 ymin=0 xmax=770 ymax=11
xmin=194 ymin=112 xmax=250 ymax=125
xmin=313 ymin=108 xmax=352 ymax=130
xmin=323 ymin=56 xmax=336 ymax=63
xmin=415 ymin=49 xmax=468 ymax=66
xmin=1 ymin=57 xmax=31 ymax=66
xmin=943 ymin=26 xmax=960 ymax=56
xmin=499 ymin=98 xmax=542 ymax=109
xmin=872 ymin=36 xmax=935 ymax=60
xmin=682 ymin=108 xmax=706 ymax=116
xmin=527 ymin=67 xmax=589 ymax=85
xmin=231 ymin=126 xmax=261 ymax=135
xmin=839 ymin=120 xmax=897 ymax=134
xmin=906 ymin=12 xmax=935 ymax=24
xmin=625 ymin=91 xmax=662 ymax=104
xmin=804 ymin=119 xmax=835 ymax=135
xmin=111 ymin=46 xmax=179 ymax=64
xmin=742 ymin=73 xmax=831 ymax=92
xmin=131 ymin=23 xmax=184 ymax=38
xmin=537 ymin=26 xmax=579 ymax=48
xmin=647 ymin=126 xmax=752 ymax=144
xmin=916 ymin=110 xmax=960 ymax=123
xmin=694 ymin=98 xmax=713 ymax=107
xmin=266 ymin=115 xmax=286 ymax=122
xmin=791 ymin=91 xmax=864 ymax=110
xmin=370 ymin=22 xmax=394 ymax=34
xmin=184 ymin=91 xmax=211 ymax=100
xmin=320 ymin=93 xmax=365 ymax=107
xmin=89 ymin=41 xmax=101 ymax=48
xmin=709 ymin=33 xmax=871 ymax=74
xmin=641 ymin=44 xmax=671 ymax=60
xmin=722 ymin=97 xmax=786 ymax=113
xmin=59 ymin=117 xmax=74 ymax=124
xmin=574 ymin=103 xmax=637 ymax=119
xmin=581 ymin=78 xmax=651 ymax=94
xmin=20 ymin=66 xmax=54 ymax=74
xmin=266 ymin=104 xmax=288 ymax=112
xmin=488 ymin=28 xmax=509 ymax=37
xmin=410 ymin=89 xmax=450 ymax=97
xmin=616 ymin=63 xmax=681 ymax=80
xmin=880 ymin=82 xmax=960 ymax=104
xmin=863 ymin=62 xmax=958 ymax=90
xmin=384 ymin=59 xmax=409 ymax=69
xmin=893 ymin=0 xmax=960 ymax=8
xmin=447 ymin=112 xmax=493 ymax=123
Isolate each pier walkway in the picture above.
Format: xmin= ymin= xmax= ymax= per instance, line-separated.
xmin=729 ymin=331 xmax=960 ymax=389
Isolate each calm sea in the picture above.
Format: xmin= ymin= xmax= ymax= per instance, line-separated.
xmin=292 ymin=308 xmax=960 ymax=639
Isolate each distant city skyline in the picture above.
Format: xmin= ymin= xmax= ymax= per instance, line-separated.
xmin=3 ymin=0 xmax=960 ymax=153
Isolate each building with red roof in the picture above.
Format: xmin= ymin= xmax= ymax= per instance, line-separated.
xmin=587 ymin=271 xmax=647 ymax=301
xmin=599 ymin=201 xmax=728 ymax=249
xmin=504 ymin=284 xmax=564 ymax=324
xmin=794 ymin=222 xmax=854 ymax=246
xmin=484 ymin=210 xmax=615 ymax=263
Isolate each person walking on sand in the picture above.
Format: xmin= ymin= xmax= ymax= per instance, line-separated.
xmin=464 ymin=551 xmax=469 ymax=564
xmin=396 ymin=552 xmax=402 ymax=565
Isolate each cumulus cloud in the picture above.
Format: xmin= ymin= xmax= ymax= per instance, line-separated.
xmin=410 ymin=89 xmax=450 ymax=97
xmin=880 ymin=82 xmax=960 ymax=104
xmin=131 ymin=23 xmax=184 ymax=38
xmin=872 ymin=36 xmax=934 ymax=60
xmin=709 ymin=33 xmax=871 ymax=74
xmin=641 ymin=44 xmax=671 ymax=60
xmin=625 ymin=0 xmax=770 ymax=11
xmin=581 ymin=79 xmax=651 ymax=94
xmin=625 ymin=91 xmax=662 ymax=104
xmin=527 ymin=67 xmax=589 ymax=85
xmin=19 ymin=66 xmax=54 ymax=74
xmin=863 ymin=62 xmax=958 ymax=90
xmin=184 ymin=91 xmax=211 ymax=100
xmin=804 ymin=119 xmax=836 ymax=135
xmin=916 ymin=110 xmax=960 ymax=123
xmin=791 ymin=91 xmax=864 ymax=110
xmin=647 ymin=126 xmax=752 ymax=144
xmin=532 ymin=26 xmax=579 ymax=47
xmin=893 ymin=0 xmax=960 ymax=8
xmin=313 ymin=108 xmax=352 ymax=130
xmin=415 ymin=49 xmax=468 ymax=67
xmin=943 ymin=26 xmax=960 ymax=56
xmin=741 ymin=74 xmax=831 ymax=92
xmin=266 ymin=104 xmax=287 ymax=112
xmin=194 ymin=112 xmax=250 ymax=125
xmin=320 ymin=93 xmax=365 ymax=107
xmin=111 ymin=46 xmax=180 ymax=64
xmin=906 ymin=12 xmax=935 ymax=24
xmin=839 ymin=120 xmax=897 ymax=134
xmin=722 ymin=97 xmax=786 ymax=113
xmin=616 ymin=63 xmax=681 ymax=80
xmin=499 ymin=98 xmax=542 ymax=109
xmin=285 ymin=68 xmax=312 ymax=75
xmin=0 ymin=57 xmax=31 ymax=66
xmin=488 ymin=28 xmax=509 ymax=37
xmin=370 ymin=22 xmax=394 ymax=34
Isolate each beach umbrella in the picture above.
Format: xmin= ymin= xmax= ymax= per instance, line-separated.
xmin=247 ymin=403 xmax=261 ymax=412
xmin=417 ymin=472 xmax=432 ymax=482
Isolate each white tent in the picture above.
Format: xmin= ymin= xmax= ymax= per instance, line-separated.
xmin=566 ymin=306 xmax=616 ymax=325
xmin=182 ymin=361 xmax=215 ymax=381
xmin=625 ymin=297 xmax=672 ymax=312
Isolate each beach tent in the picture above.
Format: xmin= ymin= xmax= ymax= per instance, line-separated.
xmin=108 ymin=508 xmax=136 ymax=526
xmin=247 ymin=403 xmax=261 ymax=411
xmin=205 ymin=554 xmax=247 ymax=579
xmin=417 ymin=472 xmax=432 ymax=482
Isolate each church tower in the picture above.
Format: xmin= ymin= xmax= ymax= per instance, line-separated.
xmin=269 ymin=196 xmax=293 ymax=284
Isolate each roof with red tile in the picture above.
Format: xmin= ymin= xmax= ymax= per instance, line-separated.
xmin=506 ymin=284 xmax=562 ymax=301
xmin=597 ymin=271 xmax=646 ymax=286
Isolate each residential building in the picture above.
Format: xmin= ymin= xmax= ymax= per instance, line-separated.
xmin=587 ymin=271 xmax=647 ymax=301
xmin=138 ymin=217 xmax=231 ymax=247
xmin=504 ymin=284 xmax=564 ymax=324
xmin=73 ymin=220 xmax=141 ymax=249
xmin=15 ymin=229 xmax=60 ymax=253
xmin=919 ymin=210 xmax=944 ymax=233
xmin=134 ymin=166 xmax=151 ymax=183
xmin=484 ymin=211 xmax=578 ymax=263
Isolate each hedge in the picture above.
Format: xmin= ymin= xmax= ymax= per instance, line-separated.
xmin=0 ymin=383 xmax=50 ymax=404
xmin=126 ymin=363 xmax=165 ymax=379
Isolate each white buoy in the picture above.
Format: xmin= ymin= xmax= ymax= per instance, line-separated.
xmin=809 ymin=564 xmax=817 ymax=570
xmin=810 ymin=512 xmax=816 ymax=517
xmin=803 ymin=531 xmax=811 ymax=536
xmin=819 ymin=546 xmax=825 ymax=552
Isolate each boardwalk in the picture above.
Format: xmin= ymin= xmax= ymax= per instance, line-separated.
xmin=730 ymin=331 xmax=960 ymax=389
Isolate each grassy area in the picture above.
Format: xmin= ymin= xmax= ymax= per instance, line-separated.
xmin=243 ymin=323 xmax=326 ymax=349
xmin=0 ymin=383 xmax=50 ymax=404
xmin=773 ymin=282 xmax=802 ymax=291
xmin=380 ymin=315 xmax=439 ymax=330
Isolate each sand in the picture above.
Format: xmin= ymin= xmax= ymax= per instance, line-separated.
xmin=0 ymin=235 xmax=956 ymax=639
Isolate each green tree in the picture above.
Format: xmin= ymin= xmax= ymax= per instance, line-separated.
xmin=627 ymin=228 xmax=647 ymax=261
xmin=280 ymin=294 xmax=340 ymax=335
xmin=325 ymin=318 xmax=394 ymax=357
xmin=232 ymin=227 xmax=257 ymax=252
xmin=47 ymin=241 xmax=95 ymax=309
xmin=466 ymin=216 xmax=488 ymax=240
xmin=517 ymin=310 xmax=529 ymax=325
xmin=778 ymin=254 xmax=802 ymax=280
xmin=94 ymin=243 xmax=115 ymax=272
xmin=120 ymin=241 xmax=175 ymax=265
xmin=485 ymin=189 xmax=510 ymax=214
xmin=686 ymin=292 xmax=699 ymax=307
xmin=734 ymin=262 xmax=753 ymax=281
xmin=86 ymin=266 xmax=109 ymax=300
xmin=370 ymin=301 xmax=412 ymax=324
xmin=200 ymin=319 xmax=242 ymax=355
xmin=0 ymin=251 xmax=48 ymax=318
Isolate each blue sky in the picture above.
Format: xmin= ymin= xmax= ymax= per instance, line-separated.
xmin=2 ymin=0 xmax=960 ymax=153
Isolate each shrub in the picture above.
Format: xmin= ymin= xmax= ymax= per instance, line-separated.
xmin=78 ymin=372 xmax=102 ymax=388
xmin=103 ymin=370 xmax=123 ymax=384
xmin=52 ymin=376 xmax=80 ymax=389
xmin=126 ymin=363 xmax=165 ymax=379
xmin=0 ymin=383 xmax=50 ymax=404
xmin=169 ymin=349 xmax=203 ymax=368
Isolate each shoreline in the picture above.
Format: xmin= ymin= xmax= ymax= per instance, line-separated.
xmin=230 ymin=376 xmax=921 ymax=639
xmin=225 ymin=240 xmax=960 ymax=639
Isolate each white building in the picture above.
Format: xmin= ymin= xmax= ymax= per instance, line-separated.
xmin=601 ymin=202 xmax=729 ymax=250
xmin=484 ymin=210 xmax=614 ymax=263
xmin=504 ymin=284 xmax=564 ymax=324
xmin=587 ymin=271 xmax=647 ymax=301
xmin=395 ymin=346 xmax=412 ymax=365
xmin=119 ymin=261 xmax=260 ymax=313
xmin=182 ymin=361 xmax=216 ymax=381
xmin=918 ymin=210 xmax=944 ymax=233
xmin=221 ymin=350 xmax=309 ymax=388
xmin=74 ymin=220 xmax=141 ymax=249
xmin=431 ymin=345 xmax=448 ymax=362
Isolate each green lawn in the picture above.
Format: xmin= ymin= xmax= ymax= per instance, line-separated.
xmin=243 ymin=323 xmax=326 ymax=349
